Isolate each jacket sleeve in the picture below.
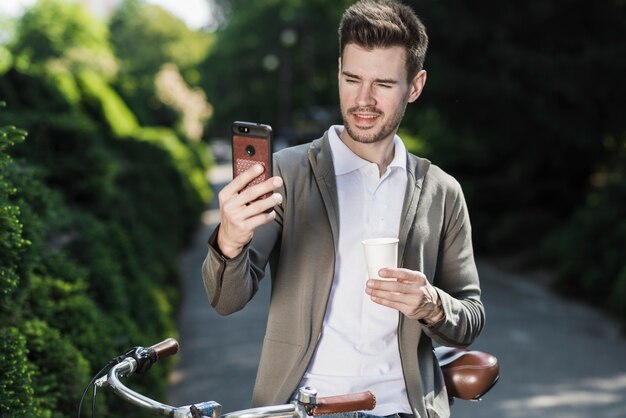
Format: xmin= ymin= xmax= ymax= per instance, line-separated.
xmin=423 ymin=180 xmax=485 ymax=347
xmin=202 ymin=189 xmax=284 ymax=316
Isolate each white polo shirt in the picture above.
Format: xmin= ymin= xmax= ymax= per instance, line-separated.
xmin=297 ymin=126 xmax=411 ymax=415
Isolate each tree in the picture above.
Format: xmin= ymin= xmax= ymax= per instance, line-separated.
xmin=200 ymin=0 xmax=352 ymax=140
xmin=405 ymin=0 xmax=626 ymax=252
xmin=10 ymin=0 xmax=117 ymax=77
xmin=108 ymin=0 xmax=213 ymax=127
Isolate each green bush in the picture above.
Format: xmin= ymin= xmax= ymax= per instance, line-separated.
xmin=11 ymin=0 xmax=116 ymax=78
xmin=0 ymin=122 xmax=28 ymax=310
xmin=76 ymin=69 xmax=139 ymax=137
xmin=0 ymin=114 xmax=34 ymax=418
xmin=25 ymin=275 xmax=116 ymax=366
xmin=1 ymin=1 xmax=213 ymax=415
xmin=20 ymin=319 xmax=91 ymax=418
xmin=402 ymin=0 xmax=626 ymax=254
xmin=74 ymin=68 xmax=210 ymax=221
xmin=0 ymin=85 xmax=206 ymax=416
xmin=12 ymin=113 xmax=117 ymax=209
xmin=544 ymin=125 xmax=626 ymax=321
xmin=0 ymin=327 xmax=35 ymax=417
xmin=546 ymin=174 xmax=626 ymax=321
xmin=108 ymin=0 xmax=213 ymax=128
xmin=0 ymin=68 xmax=75 ymax=114
xmin=132 ymin=126 xmax=210 ymax=209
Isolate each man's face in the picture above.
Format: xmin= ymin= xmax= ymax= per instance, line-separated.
xmin=338 ymin=44 xmax=425 ymax=145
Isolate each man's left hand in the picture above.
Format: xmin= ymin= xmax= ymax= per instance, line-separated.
xmin=365 ymin=267 xmax=445 ymax=324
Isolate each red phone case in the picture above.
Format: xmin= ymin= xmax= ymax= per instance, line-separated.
xmin=231 ymin=122 xmax=273 ymax=198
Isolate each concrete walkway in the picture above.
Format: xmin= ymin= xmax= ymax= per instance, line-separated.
xmin=168 ymin=148 xmax=626 ymax=418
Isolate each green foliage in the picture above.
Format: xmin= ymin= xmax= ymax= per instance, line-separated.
xmin=77 ymin=69 xmax=139 ymax=137
xmin=11 ymin=0 xmax=117 ymax=77
xmin=132 ymin=126 xmax=211 ymax=206
xmin=49 ymin=69 xmax=82 ymax=106
xmin=0 ymin=100 xmax=196 ymax=416
xmin=21 ymin=319 xmax=91 ymax=418
xmin=405 ymin=0 xmax=626 ymax=253
xmin=0 ymin=137 xmax=35 ymax=418
xmin=545 ymin=136 xmax=626 ymax=321
xmin=0 ymin=327 xmax=35 ymax=417
xmin=0 ymin=45 xmax=12 ymax=75
xmin=0 ymin=67 xmax=75 ymax=113
xmin=0 ymin=116 xmax=29 ymax=309
xmin=110 ymin=0 xmax=212 ymax=75
xmin=200 ymin=0 xmax=352 ymax=137
xmin=5 ymin=109 xmax=119 ymax=209
xmin=0 ymin=5 xmax=210 ymax=410
xmin=109 ymin=0 xmax=213 ymax=127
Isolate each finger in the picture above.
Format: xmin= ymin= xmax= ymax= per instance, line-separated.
xmin=219 ymin=175 xmax=282 ymax=213
xmin=367 ymin=279 xmax=419 ymax=294
xmin=240 ymin=208 xmax=279 ymax=231
xmin=369 ymin=292 xmax=425 ymax=315
xmin=367 ymin=287 xmax=431 ymax=319
xmin=366 ymin=279 xmax=400 ymax=292
xmin=221 ymin=193 xmax=280 ymax=231
xmin=378 ymin=267 xmax=427 ymax=284
xmin=239 ymin=192 xmax=283 ymax=218
xmin=238 ymin=176 xmax=283 ymax=203
xmin=225 ymin=164 xmax=265 ymax=196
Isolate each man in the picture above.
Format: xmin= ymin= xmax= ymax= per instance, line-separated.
xmin=202 ymin=1 xmax=484 ymax=417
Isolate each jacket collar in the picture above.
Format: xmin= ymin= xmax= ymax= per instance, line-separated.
xmin=309 ymin=129 xmax=428 ymax=179
xmin=307 ymin=130 xmax=432 ymax=260
xmin=327 ymin=125 xmax=407 ymax=176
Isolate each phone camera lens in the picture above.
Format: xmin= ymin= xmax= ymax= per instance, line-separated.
xmin=239 ymin=126 xmax=249 ymax=133
xmin=245 ymin=145 xmax=256 ymax=156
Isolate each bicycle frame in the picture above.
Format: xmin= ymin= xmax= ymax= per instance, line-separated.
xmin=91 ymin=338 xmax=497 ymax=418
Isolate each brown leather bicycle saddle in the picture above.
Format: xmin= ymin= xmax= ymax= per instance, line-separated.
xmin=434 ymin=346 xmax=500 ymax=401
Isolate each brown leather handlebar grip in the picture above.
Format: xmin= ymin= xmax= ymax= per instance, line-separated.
xmin=148 ymin=338 xmax=179 ymax=361
xmin=311 ymin=391 xmax=376 ymax=416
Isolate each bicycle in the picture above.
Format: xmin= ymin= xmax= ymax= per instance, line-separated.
xmin=81 ymin=338 xmax=499 ymax=418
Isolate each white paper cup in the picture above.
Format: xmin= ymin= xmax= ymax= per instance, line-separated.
xmin=361 ymin=237 xmax=399 ymax=280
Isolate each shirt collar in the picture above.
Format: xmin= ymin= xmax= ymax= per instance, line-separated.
xmin=328 ymin=125 xmax=407 ymax=176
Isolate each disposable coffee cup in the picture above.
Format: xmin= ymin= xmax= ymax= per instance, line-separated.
xmin=361 ymin=237 xmax=399 ymax=280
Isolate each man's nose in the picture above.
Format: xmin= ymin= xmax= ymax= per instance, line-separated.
xmin=356 ymin=84 xmax=376 ymax=107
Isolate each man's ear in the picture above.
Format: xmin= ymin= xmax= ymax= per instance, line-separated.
xmin=408 ymin=70 xmax=427 ymax=103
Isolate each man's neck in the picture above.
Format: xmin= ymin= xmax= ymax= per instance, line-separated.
xmin=340 ymin=131 xmax=396 ymax=176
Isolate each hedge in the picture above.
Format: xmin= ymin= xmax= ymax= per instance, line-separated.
xmin=0 ymin=60 xmax=210 ymax=416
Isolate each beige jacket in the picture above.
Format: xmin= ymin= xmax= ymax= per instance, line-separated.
xmin=202 ymin=132 xmax=484 ymax=418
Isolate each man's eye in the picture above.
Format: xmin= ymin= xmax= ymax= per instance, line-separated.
xmin=378 ymin=83 xmax=392 ymax=89
xmin=346 ymin=78 xmax=359 ymax=83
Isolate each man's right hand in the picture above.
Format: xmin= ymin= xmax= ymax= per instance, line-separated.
xmin=216 ymin=164 xmax=283 ymax=259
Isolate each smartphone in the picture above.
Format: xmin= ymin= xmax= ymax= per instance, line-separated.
xmin=231 ymin=121 xmax=273 ymax=199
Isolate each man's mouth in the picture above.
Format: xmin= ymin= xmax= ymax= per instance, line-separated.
xmin=351 ymin=109 xmax=382 ymax=126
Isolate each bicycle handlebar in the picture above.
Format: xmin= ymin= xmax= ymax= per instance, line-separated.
xmin=95 ymin=338 xmax=375 ymax=418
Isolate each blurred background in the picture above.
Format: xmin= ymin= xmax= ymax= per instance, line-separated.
xmin=0 ymin=0 xmax=625 ymax=417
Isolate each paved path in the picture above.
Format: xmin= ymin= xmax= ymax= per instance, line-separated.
xmin=169 ymin=149 xmax=626 ymax=418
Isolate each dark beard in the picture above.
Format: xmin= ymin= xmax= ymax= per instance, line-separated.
xmin=341 ymin=102 xmax=408 ymax=145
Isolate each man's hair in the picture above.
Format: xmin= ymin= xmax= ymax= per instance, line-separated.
xmin=338 ymin=0 xmax=428 ymax=81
